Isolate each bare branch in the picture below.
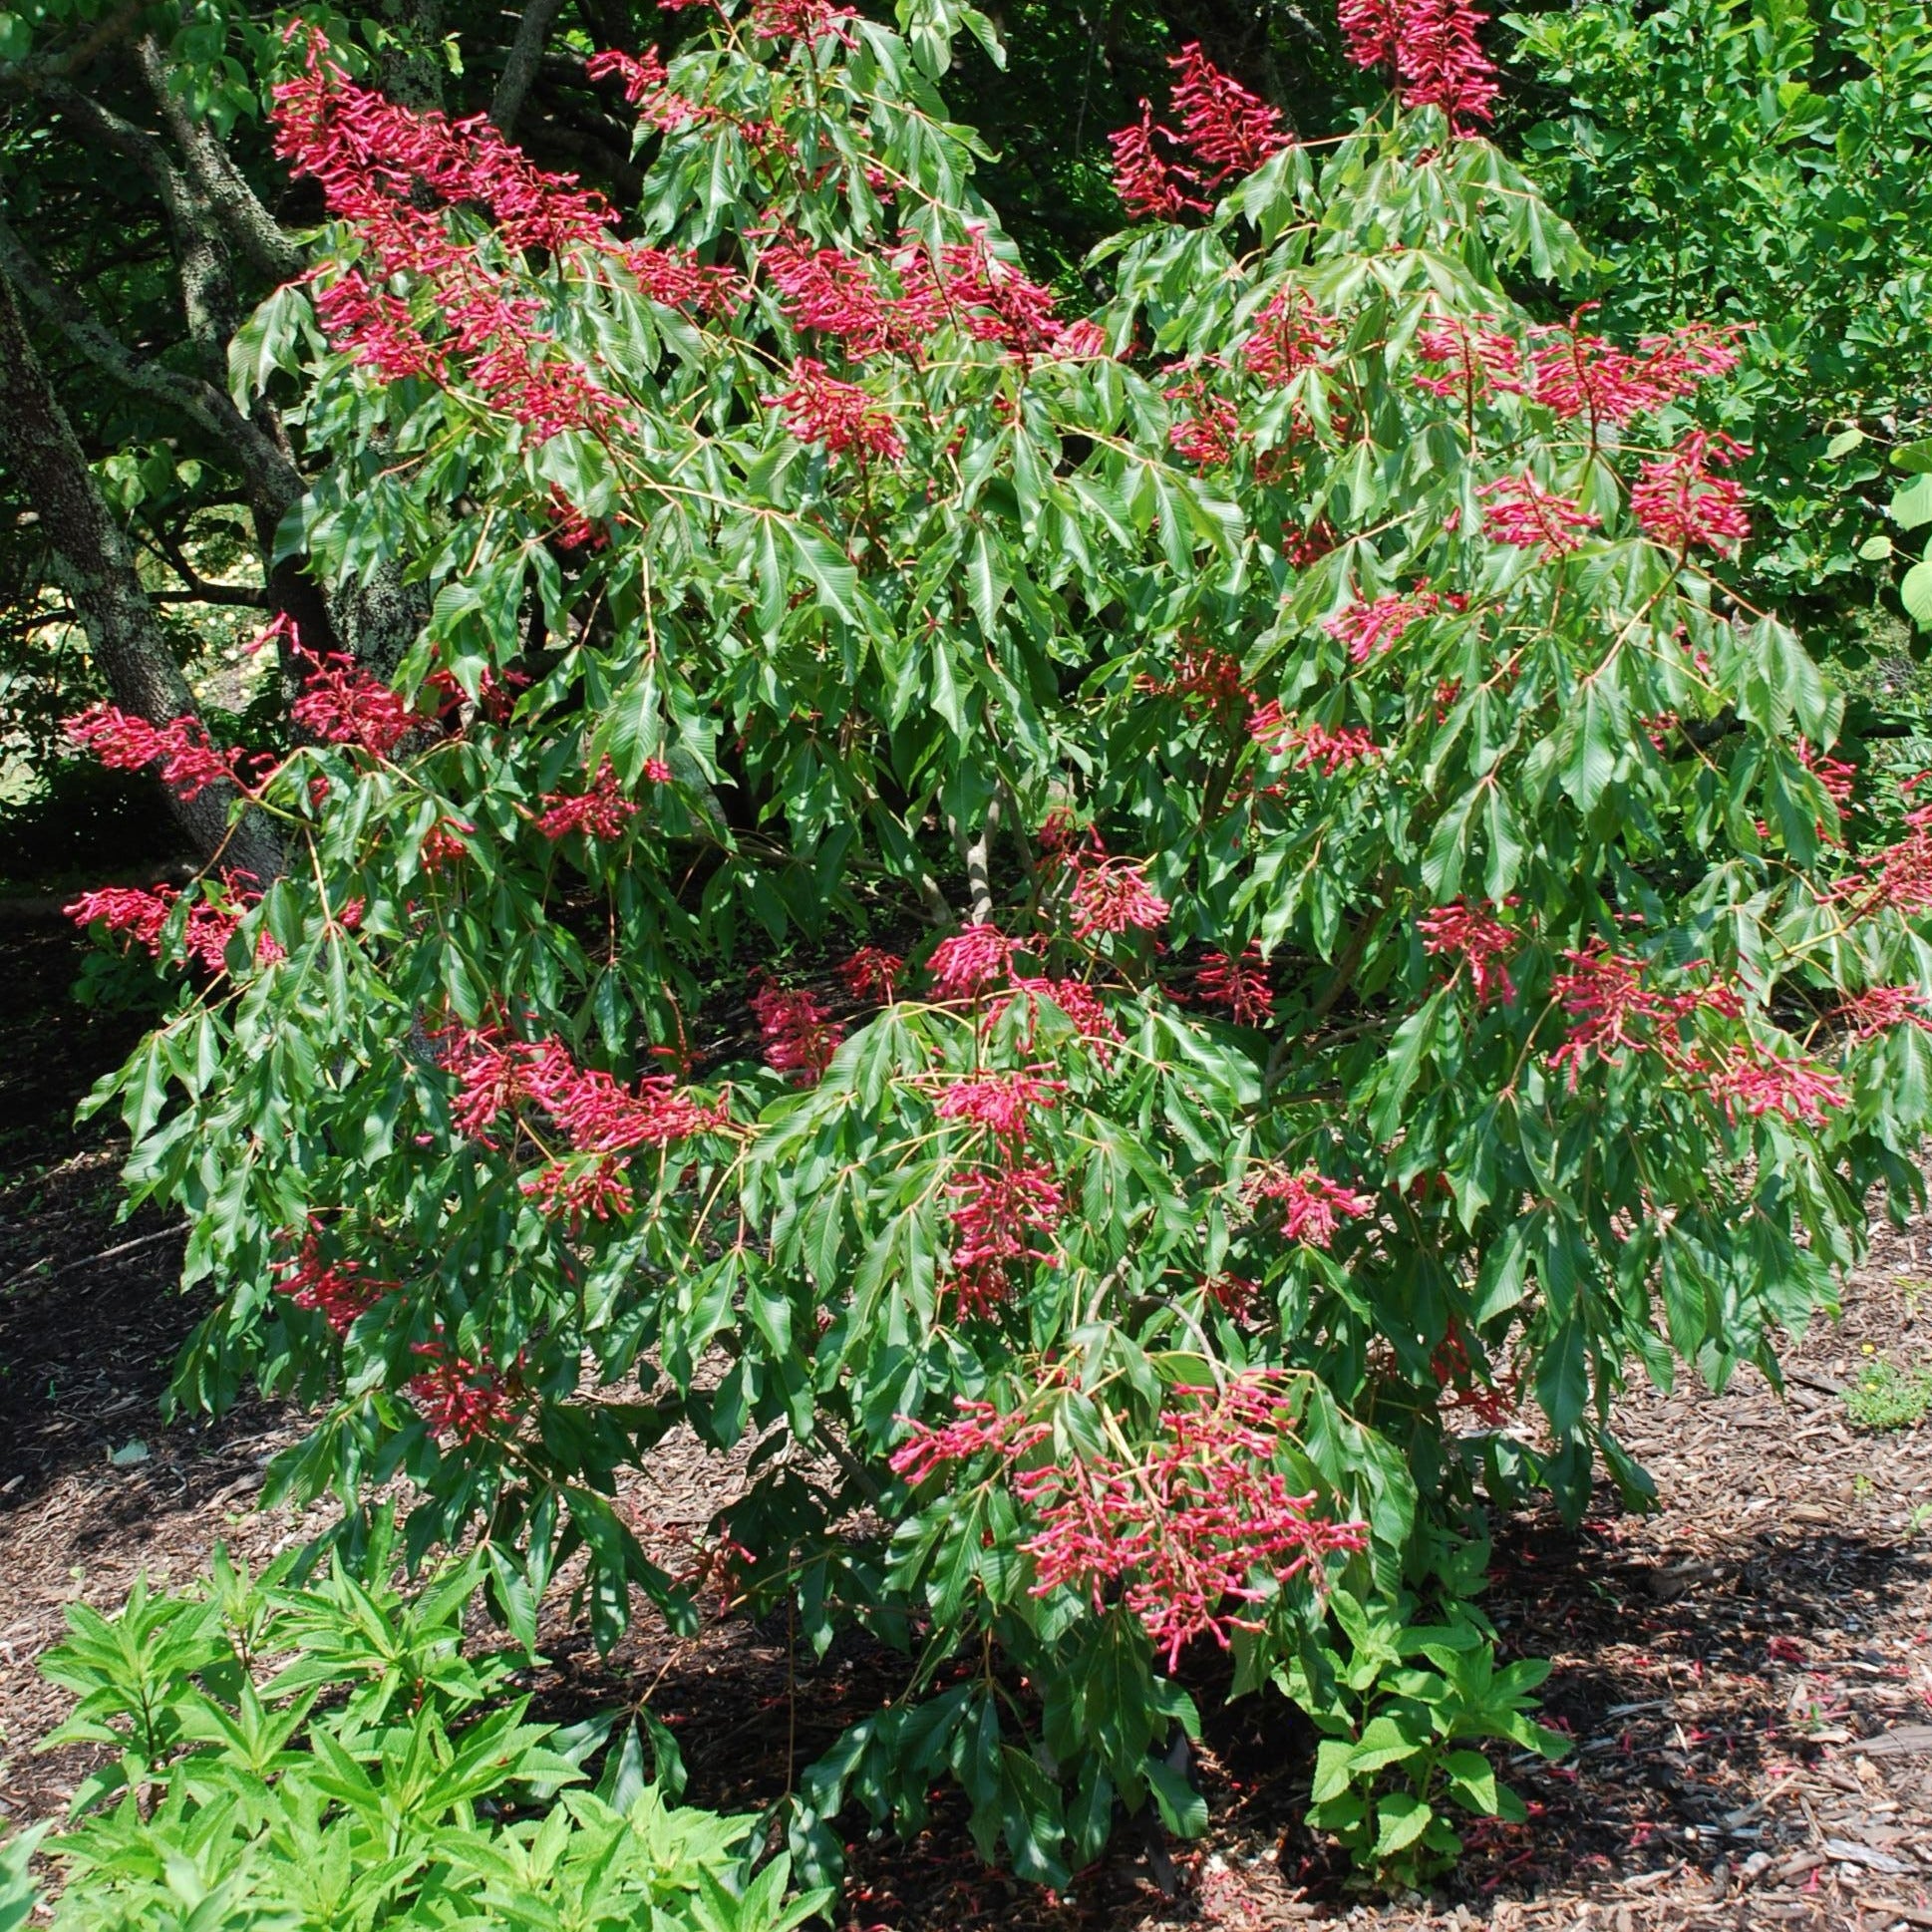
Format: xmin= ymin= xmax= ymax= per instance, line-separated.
xmin=135 ymin=36 xmax=305 ymax=285
xmin=491 ymin=0 xmax=570 ymax=137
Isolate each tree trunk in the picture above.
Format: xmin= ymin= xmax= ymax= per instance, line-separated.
xmin=0 ymin=272 xmax=281 ymax=884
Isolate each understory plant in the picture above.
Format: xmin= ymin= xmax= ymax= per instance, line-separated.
xmin=11 ymin=1527 xmax=823 ymax=1930
xmin=60 ymin=0 xmax=1932 ymax=1888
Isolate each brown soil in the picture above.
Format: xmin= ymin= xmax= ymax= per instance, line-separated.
xmin=6 ymin=913 xmax=1932 ymax=1929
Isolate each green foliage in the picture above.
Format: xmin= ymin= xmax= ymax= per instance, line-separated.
xmin=57 ymin=0 xmax=1932 ymax=1894
xmin=1509 ymin=0 xmax=1932 ymax=628
xmin=1280 ymin=1581 xmax=1565 ymax=1886
xmin=13 ymin=1528 xmax=826 ymax=1932
xmin=1844 ymin=1356 xmax=1932 ymax=1430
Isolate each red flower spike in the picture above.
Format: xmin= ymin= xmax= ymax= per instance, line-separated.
xmin=1338 ymin=0 xmax=1402 ymax=70
xmin=290 ymin=654 xmax=418 ymax=756
xmin=928 ymin=925 xmax=1017 ymax=999
xmin=1070 ymin=858 xmax=1170 ymax=941
xmin=1246 ymin=1167 xmax=1377 ymax=1247
xmin=1477 ymin=472 xmax=1600 ymax=559
xmin=943 ymin=1161 xmax=1067 ymax=1318
xmin=1414 ymin=311 xmax=1521 ymax=404
xmin=407 ymin=1339 xmax=513 ymax=1443
xmin=1418 ymin=899 xmax=1516 ymax=1005
xmin=65 ymin=704 xmax=245 ymax=802
xmin=274 ymin=1230 xmax=393 ymax=1334
xmin=1108 ymin=102 xmax=1210 ymax=222
xmin=1838 ymin=985 xmax=1932 ymax=1042
xmin=935 ymin=1071 xmax=1063 ymax=1149
xmin=984 ymin=976 xmax=1126 ymax=1056
xmin=1324 ymin=590 xmax=1440 ymax=664
xmin=749 ymin=977 xmax=843 ymax=1084
xmin=839 ymin=945 xmax=903 ymax=1002
xmin=750 ymin=0 xmax=859 ymax=47
xmin=1392 ymin=0 xmax=1499 ymax=129
xmin=532 ymin=761 xmax=638 ymax=841
xmin=1166 ymin=44 xmax=1292 ymax=182
xmin=893 ymin=1373 xmax=1367 ymax=1671
xmin=1250 ymin=705 xmax=1382 ymax=774
xmin=1630 ymin=431 xmax=1751 ymax=555
xmin=520 ymin=1155 xmax=637 ymax=1224
xmin=1195 ymin=944 xmax=1276 ymax=1025
xmin=65 ymin=884 xmax=177 ymax=955
xmin=1164 ymin=371 xmax=1243 ymax=468
xmin=765 ymin=356 xmax=903 ymax=461
xmin=1241 ymin=288 xmax=1336 ymax=388
xmin=1526 ymin=313 xmax=1743 ymax=429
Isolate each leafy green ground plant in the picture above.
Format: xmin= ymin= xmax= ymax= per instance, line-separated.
xmin=53 ymin=0 xmax=1932 ymax=1891
xmin=12 ymin=1528 xmax=824 ymax=1932
xmin=1844 ymin=1358 xmax=1932 ymax=1431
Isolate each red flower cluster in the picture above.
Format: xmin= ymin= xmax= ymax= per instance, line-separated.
xmin=1414 ymin=311 xmax=1520 ymax=403
xmin=762 ymin=235 xmax=907 ymax=359
xmin=443 ymin=1026 xmax=723 ymax=1161
xmin=532 ymin=761 xmax=638 ymax=841
xmin=1108 ymin=107 xmax=1210 ymax=222
xmin=1164 ymin=371 xmax=1243 ymax=468
xmin=274 ymin=43 xmax=631 ymax=444
xmin=1108 ymin=47 xmax=1290 ymax=221
xmin=936 ymin=1071 xmax=1063 ymax=1149
xmin=1630 ymin=432 xmax=1751 ymax=554
xmin=1241 ymin=288 xmax=1336 ymax=388
xmin=892 ymin=1376 xmax=1368 ymax=1670
xmin=274 ymin=1229 xmax=392 ymax=1334
xmin=1195 ymin=944 xmax=1275 ymax=1025
xmin=1069 ymin=857 xmax=1170 ymax=941
xmin=291 ymin=652 xmax=419 ymax=756
xmin=1339 ymin=0 xmax=1499 ymax=131
xmin=519 ymin=1155 xmax=636 ymax=1223
xmin=1418 ymin=899 xmax=1516 ymax=1005
xmin=1548 ymin=940 xmax=1731 ymax=1073
xmin=407 ymin=1340 xmax=514 ymax=1442
xmin=1250 ymin=706 xmax=1382 ymax=774
xmin=1477 ymin=472 xmax=1600 ymax=558
xmin=1548 ymin=940 xmax=1845 ymax=1127
xmin=65 ymin=704 xmax=244 ymax=802
xmin=1837 ymin=985 xmax=1932 ymax=1042
xmin=1246 ymin=1167 xmax=1377 ymax=1247
xmin=928 ymin=924 xmax=1018 ymax=998
xmin=750 ymin=0 xmax=859 ymax=47
xmin=750 ymin=976 xmax=843 ymax=1083
xmin=839 ymin=945 xmax=903 ymax=1002
xmin=1325 ymin=589 xmax=1440 ymax=663
xmin=313 ymin=269 xmax=445 ymax=381
xmin=1168 ymin=43 xmax=1293 ymax=180
xmin=1524 ymin=314 xmax=1742 ymax=429
xmin=1831 ymin=804 xmax=1932 ymax=920
xmin=1139 ymin=647 xmax=1251 ymax=719
xmin=66 ymin=879 xmax=268 ymax=975
xmin=944 ymin=1161 xmax=1066 ymax=1318
xmin=985 ymin=975 xmax=1126 ymax=1054
xmin=766 ymin=356 xmax=903 ymax=461
xmin=619 ymin=242 xmax=745 ymax=318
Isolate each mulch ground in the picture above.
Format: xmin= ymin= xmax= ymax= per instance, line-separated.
xmin=7 ymin=912 xmax=1932 ymax=1929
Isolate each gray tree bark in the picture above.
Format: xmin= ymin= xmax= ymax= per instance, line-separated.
xmin=0 ymin=271 xmax=282 ymax=883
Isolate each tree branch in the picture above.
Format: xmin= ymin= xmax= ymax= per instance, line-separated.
xmin=491 ymin=0 xmax=570 ymax=137
xmin=0 ymin=271 xmax=280 ymax=882
xmin=135 ymin=35 xmax=305 ymax=285
xmin=0 ymin=213 xmax=302 ymax=519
